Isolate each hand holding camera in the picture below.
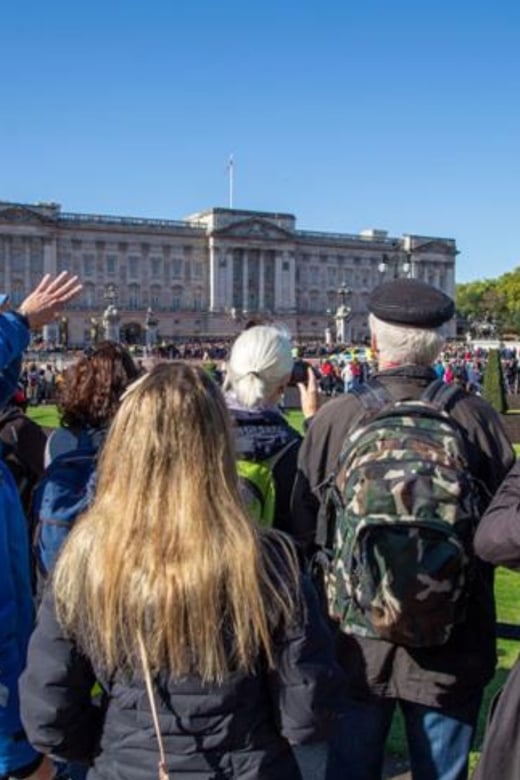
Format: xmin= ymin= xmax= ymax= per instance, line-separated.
xmin=291 ymin=359 xmax=319 ymax=419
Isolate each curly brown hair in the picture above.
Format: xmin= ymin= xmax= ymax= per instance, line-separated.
xmin=58 ymin=342 xmax=141 ymax=430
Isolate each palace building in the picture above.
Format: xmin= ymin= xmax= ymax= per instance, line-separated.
xmin=0 ymin=200 xmax=457 ymax=345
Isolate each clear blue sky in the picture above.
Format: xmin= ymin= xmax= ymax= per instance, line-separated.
xmin=1 ymin=0 xmax=519 ymax=283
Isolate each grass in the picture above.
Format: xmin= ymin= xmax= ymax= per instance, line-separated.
xmin=26 ymin=403 xmax=60 ymax=428
xmin=29 ymin=404 xmax=520 ymax=773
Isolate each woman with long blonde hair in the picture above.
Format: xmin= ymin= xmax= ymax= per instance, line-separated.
xmin=21 ymin=363 xmax=343 ymax=779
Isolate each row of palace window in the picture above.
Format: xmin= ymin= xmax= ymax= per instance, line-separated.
xmin=79 ymin=254 xmax=204 ymax=281
xmin=79 ymin=284 xmax=206 ymax=312
xmin=5 ymin=280 xmax=205 ymax=312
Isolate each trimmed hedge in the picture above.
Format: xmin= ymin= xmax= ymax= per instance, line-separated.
xmin=482 ymin=348 xmax=508 ymax=414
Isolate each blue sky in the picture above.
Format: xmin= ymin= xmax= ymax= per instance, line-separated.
xmin=1 ymin=0 xmax=519 ymax=283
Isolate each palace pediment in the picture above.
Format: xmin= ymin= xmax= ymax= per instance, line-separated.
xmin=212 ymin=217 xmax=294 ymax=241
xmin=0 ymin=204 xmax=55 ymax=225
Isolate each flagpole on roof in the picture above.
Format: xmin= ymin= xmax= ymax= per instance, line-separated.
xmin=227 ymin=154 xmax=234 ymax=209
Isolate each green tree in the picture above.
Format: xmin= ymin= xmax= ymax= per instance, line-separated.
xmin=482 ymin=349 xmax=508 ymax=414
xmin=456 ymin=266 xmax=520 ymax=336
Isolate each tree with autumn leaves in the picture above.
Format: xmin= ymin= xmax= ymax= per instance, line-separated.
xmin=456 ymin=267 xmax=520 ymax=336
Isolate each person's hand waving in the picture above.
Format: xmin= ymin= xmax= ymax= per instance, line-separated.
xmin=17 ymin=272 xmax=83 ymax=329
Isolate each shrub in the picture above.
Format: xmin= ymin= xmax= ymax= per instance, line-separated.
xmin=482 ymin=348 xmax=508 ymax=413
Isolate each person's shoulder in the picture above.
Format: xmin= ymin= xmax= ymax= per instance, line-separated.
xmin=44 ymin=428 xmax=79 ymax=467
xmin=450 ymin=389 xmax=504 ymax=422
xmin=312 ymin=392 xmax=360 ymax=425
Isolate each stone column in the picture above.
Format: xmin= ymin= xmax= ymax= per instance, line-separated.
xmin=273 ymin=252 xmax=283 ymax=312
xmin=43 ymin=235 xmax=57 ymax=274
xmin=288 ymin=250 xmax=297 ymax=312
xmin=445 ymin=261 xmax=456 ymax=300
xmin=24 ymin=237 xmax=31 ymax=292
xmin=242 ymin=249 xmax=249 ymax=312
xmin=209 ymin=238 xmax=218 ymax=312
xmin=226 ymin=250 xmax=234 ymax=308
xmin=259 ymin=251 xmax=265 ymax=311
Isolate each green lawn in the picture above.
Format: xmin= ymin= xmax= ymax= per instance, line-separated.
xmin=29 ymin=405 xmax=520 ymax=773
xmin=26 ymin=404 xmax=60 ymax=429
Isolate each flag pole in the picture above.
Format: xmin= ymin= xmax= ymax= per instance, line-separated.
xmin=228 ymin=154 xmax=234 ymax=208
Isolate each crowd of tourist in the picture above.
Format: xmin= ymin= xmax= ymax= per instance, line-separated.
xmin=2 ymin=272 xmax=520 ymax=780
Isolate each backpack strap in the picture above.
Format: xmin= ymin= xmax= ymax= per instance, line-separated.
xmin=421 ymin=378 xmax=464 ymax=412
xmin=315 ymin=381 xmax=393 ymax=551
xmin=350 ymin=379 xmax=394 ymax=413
xmin=266 ymin=436 xmax=300 ymax=471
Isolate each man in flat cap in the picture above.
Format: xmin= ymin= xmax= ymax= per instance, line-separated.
xmin=291 ymin=278 xmax=514 ymax=780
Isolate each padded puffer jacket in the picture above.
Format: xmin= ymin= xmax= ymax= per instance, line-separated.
xmin=20 ymin=566 xmax=345 ymax=779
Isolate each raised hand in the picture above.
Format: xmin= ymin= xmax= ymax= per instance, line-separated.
xmin=17 ymin=272 xmax=83 ymax=329
xmin=298 ymin=365 xmax=320 ymax=420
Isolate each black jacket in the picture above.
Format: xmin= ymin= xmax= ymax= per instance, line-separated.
xmin=291 ymin=365 xmax=515 ymax=709
xmin=20 ymin=568 xmax=345 ymax=779
xmin=472 ymin=461 xmax=520 ymax=780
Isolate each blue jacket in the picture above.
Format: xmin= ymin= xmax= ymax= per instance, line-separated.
xmin=0 ymin=310 xmax=38 ymax=775
xmin=0 ymin=312 xmax=30 ymax=410
xmin=0 ymin=460 xmax=38 ymax=775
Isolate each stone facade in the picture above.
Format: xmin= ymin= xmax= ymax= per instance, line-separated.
xmin=0 ymin=200 xmax=457 ymax=345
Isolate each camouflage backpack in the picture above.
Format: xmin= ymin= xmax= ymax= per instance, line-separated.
xmin=322 ymin=379 xmax=482 ymax=647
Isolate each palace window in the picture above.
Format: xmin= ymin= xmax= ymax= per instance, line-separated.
xmin=128 ymin=255 xmax=139 ymax=278
xmin=310 ymin=266 xmax=320 ymax=285
xmin=57 ymin=252 xmax=71 ymax=273
xmin=151 ymin=256 xmax=162 ymax=279
xmin=106 ymin=254 xmax=117 ymax=275
xmin=193 ymin=289 xmax=204 ymax=311
xmin=83 ymin=254 xmax=95 ymax=277
xmin=83 ymin=283 xmax=96 ymax=308
xmin=128 ymin=284 xmax=140 ymax=309
xmin=30 ymin=241 xmax=44 ymax=274
xmin=150 ymin=285 xmax=162 ymax=308
xmin=172 ymin=286 xmax=183 ymax=311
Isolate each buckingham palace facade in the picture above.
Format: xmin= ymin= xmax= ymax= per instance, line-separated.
xmin=0 ymin=200 xmax=457 ymax=345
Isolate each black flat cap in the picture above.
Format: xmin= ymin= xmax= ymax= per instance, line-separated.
xmin=368 ymin=278 xmax=455 ymax=328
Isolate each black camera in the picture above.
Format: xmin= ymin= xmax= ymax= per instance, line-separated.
xmin=289 ymin=358 xmax=312 ymax=386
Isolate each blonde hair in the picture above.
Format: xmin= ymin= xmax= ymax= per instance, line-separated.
xmin=53 ymin=363 xmax=299 ymax=682
xmin=225 ymin=325 xmax=293 ymax=408
xmin=369 ymin=314 xmax=445 ymax=367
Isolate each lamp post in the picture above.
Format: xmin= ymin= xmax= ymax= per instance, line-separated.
xmin=335 ymin=283 xmax=352 ymax=344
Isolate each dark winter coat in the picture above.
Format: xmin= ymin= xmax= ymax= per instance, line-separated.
xmin=291 ymin=364 xmax=515 ymax=710
xmin=473 ymin=460 xmax=520 ymax=780
xmin=0 ymin=402 xmax=47 ymax=515
xmin=20 ymin=568 xmax=345 ymax=779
